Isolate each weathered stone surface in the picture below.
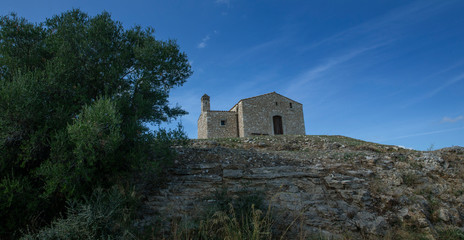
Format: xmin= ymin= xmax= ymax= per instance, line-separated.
xmin=353 ymin=211 xmax=387 ymax=235
xmin=140 ymin=136 xmax=464 ymax=238
xmin=222 ymin=169 xmax=243 ymax=178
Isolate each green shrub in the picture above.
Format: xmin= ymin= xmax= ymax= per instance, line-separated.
xmin=36 ymin=98 xmax=123 ymax=199
xmin=22 ymin=186 xmax=138 ymax=240
xmin=0 ymin=9 xmax=191 ymax=238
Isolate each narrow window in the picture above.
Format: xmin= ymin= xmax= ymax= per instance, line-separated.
xmin=220 ymin=120 xmax=226 ymax=126
xmin=275 ymin=102 xmax=278 ymax=106
xmin=289 ymin=103 xmax=293 ymax=108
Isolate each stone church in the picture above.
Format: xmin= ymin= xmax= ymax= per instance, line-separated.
xmin=198 ymin=92 xmax=305 ymax=139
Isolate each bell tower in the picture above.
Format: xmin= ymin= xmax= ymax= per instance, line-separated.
xmin=201 ymin=94 xmax=210 ymax=112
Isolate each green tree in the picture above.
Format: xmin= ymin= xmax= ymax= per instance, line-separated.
xmin=0 ymin=9 xmax=191 ymax=238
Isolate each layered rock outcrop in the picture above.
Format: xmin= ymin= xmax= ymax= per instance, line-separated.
xmin=140 ymin=136 xmax=464 ymax=239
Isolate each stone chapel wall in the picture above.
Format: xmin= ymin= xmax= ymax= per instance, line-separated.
xmin=240 ymin=94 xmax=305 ymax=137
xmin=198 ymin=92 xmax=305 ymax=139
xmin=199 ymin=111 xmax=237 ymax=139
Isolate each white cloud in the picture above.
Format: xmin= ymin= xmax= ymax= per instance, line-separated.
xmin=197 ymin=35 xmax=210 ymax=49
xmin=396 ymin=145 xmax=413 ymax=150
xmin=442 ymin=116 xmax=464 ymax=123
xmin=197 ymin=42 xmax=206 ymax=49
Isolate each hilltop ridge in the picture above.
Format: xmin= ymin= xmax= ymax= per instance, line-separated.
xmin=140 ymin=135 xmax=464 ymax=239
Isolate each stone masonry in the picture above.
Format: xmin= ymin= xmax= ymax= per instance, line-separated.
xmin=197 ymin=92 xmax=305 ymax=139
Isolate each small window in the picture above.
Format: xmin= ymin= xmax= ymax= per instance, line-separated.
xmin=275 ymin=102 xmax=278 ymax=106
xmin=220 ymin=120 xmax=226 ymax=126
xmin=289 ymin=103 xmax=293 ymax=108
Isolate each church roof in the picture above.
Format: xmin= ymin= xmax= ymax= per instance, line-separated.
xmin=229 ymin=91 xmax=302 ymax=111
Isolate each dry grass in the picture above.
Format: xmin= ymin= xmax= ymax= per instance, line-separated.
xmin=168 ymin=203 xmax=273 ymax=240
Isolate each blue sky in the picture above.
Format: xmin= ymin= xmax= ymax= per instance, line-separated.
xmin=2 ymin=0 xmax=464 ymax=150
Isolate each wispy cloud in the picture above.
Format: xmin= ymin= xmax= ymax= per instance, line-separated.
xmin=286 ymin=0 xmax=460 ymax=105
xmin=404 ymin=72 xmax=464 ymax=107
xmin=284 ymin=42 xmax=390 ymax=99
xmin=380 ymin=126 xmax=464 ymax=142
xmin=215 ymin=0 xmax=231 ymax=9
xmin=216 ymin=0 xmax=229 ymax=4
xmin=198 ymin=31 xmax=219 ymax=49
xmin=304 ymin=1 xmax=454 ymax=51
xmin=283 ymin=2 xmax=450 ymax=100
xmin=442 ymin=116 xmax=464 ymax=123
xmin=426 ymin=60 xmax=464 ymax=79
xmin=426 ymin=73 xmax=464 ymax=98
xmin=223 ymin=38 xmax=286 ymax=64
xmin=197 ymin=35 xmax=211 ymax=49
xmin=297 ymin=46 xmax=380 ymax=83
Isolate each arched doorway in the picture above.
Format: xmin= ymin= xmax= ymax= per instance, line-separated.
xmin=273 ymin=115 xmax=283 ymax=135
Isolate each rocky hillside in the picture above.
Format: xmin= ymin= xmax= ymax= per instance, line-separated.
xmin=139 ymin=135 xmax=464 ymax=239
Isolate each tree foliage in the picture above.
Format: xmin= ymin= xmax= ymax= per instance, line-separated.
xmin=0 ymin=9 xmax=191 ymax=238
